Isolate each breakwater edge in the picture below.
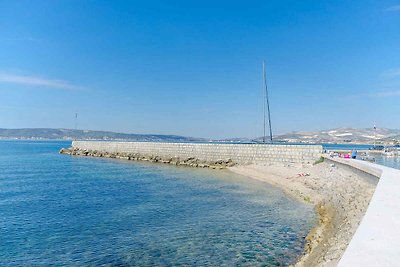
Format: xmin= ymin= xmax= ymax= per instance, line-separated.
xmin=60 ymin=141 xmax=377 ymax=266
xmin=60 ymin=141 xmax=322 ymax=170
xmin=60 ymin=147 xmax=236 ymax=169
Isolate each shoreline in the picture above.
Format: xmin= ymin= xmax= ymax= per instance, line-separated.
xmin=229 ymin=162 xmax=377 ymax=267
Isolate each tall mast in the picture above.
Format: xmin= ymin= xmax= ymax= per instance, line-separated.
xmin=263 ymin=61 xmax=273 ymax=143
xmin=262 ymin=62 xmax=266 ymax=143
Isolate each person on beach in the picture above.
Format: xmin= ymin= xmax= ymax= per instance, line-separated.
xmin=351 ymin=149 xmax=357 ymax=159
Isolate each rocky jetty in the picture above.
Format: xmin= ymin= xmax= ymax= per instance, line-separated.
xmin=59 ymin=147 xmax=236 ymax=169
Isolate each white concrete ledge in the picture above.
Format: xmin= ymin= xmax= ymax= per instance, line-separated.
xmin=328 ymin=157 xmax=400 ymax=266
xmin=323 ymin=155 xmax=383 ymax=179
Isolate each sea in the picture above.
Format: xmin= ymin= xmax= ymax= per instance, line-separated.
xmin=0 ymin=140 xmax=316 ymax=266
xmin=322 ymin=143 xmax=400 ymax=170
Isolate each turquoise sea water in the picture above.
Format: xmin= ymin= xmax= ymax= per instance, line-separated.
xmin=0 ymin=140 xmax=315 ymax=266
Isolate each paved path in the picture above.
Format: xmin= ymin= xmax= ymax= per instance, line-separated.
xmin=325 ymin=157 xmax=400 ymax=266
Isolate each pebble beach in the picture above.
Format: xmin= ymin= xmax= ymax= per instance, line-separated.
xmin=229 ymin=161 xmax=377 ymax=266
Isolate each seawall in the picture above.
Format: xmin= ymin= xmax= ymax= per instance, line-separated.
xmin=70 ymin=141 xmax=323 ymax=165
xmin=330 ymin=157 xmax=400 ymax=267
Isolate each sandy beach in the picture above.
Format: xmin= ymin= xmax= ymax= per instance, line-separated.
xmin=229 ymin=160 xmax=378 ymax=267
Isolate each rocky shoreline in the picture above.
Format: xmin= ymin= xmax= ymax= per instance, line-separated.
xmin=59 ymin=147 xmax=236 ymax=169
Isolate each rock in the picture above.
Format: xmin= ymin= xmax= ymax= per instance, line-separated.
xmin=59 ymin=148 xmax=71 ymax=154
xmin=63 ymin=148 xmax=237 ymax=170
xmin=226 ymin=159 xmax=236 ymax=167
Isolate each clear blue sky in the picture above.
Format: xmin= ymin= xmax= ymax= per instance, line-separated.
xmin=0 ymin=1 xmax=399 ymax=138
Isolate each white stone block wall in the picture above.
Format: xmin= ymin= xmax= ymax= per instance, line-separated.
xmin=72 ymin=141 xmax=323 ymax=164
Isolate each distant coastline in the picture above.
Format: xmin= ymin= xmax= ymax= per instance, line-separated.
xmin=1 ymin=127 xmax=399 ymax=144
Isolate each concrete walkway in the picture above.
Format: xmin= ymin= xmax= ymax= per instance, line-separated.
xmin=325 ymin=157 xmax=400 ymax=266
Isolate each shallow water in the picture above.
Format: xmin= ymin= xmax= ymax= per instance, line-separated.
xmin=0 ymin=140 xmax=315 ymax=266
xmin=374 ymin=155 xmax=400 ymax=170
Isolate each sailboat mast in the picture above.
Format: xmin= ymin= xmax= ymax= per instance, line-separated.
xmin=263 ymin=61 xmax=273 ymax=143
xmin=263 ymin=62 xmax=266 ymax=143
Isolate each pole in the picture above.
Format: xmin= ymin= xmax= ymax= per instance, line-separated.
xmin=263 ymin=61 xmax=273 ymax=143
xmin=262 ymin=62 xmax=266 ymax=143
xmin=75 ymin=112 xmax=78 ymax=130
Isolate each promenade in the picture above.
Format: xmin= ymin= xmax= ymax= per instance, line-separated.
xmin=326 ymin=157 xmax=400 ymax=266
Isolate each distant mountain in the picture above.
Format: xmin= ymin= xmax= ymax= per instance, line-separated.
xmin=1 ymin=127 xmax=399 ymax=144
xmin=272 ymin=128 xmax=400 ymax=144
xmin=217 ymin=128 xmax=400 ymax=144
xmin=0 ymin=128 xmax=206 ymax=142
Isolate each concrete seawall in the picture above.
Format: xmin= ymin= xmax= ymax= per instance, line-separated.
xmin=331 ymin=157 xmax=400 ymax=267
xmin=71 ymin=141 xmax=323 ymax=165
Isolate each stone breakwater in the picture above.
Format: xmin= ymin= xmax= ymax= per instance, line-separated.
xmin=65 ymin=141 xmax=323 ymax=165
xmin=59 ymin=147 xmax=235 ymax=169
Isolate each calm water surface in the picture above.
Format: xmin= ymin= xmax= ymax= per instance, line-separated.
xmin=374 ymin=156 xmax=400 ymax=170
xmin=322 ymin=143 xmax=400 ymax=170
xmin=0 ymin=140 xmax=315 ymax=266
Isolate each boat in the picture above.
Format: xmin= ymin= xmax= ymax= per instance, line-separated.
xmin=383 ymin=146 xmax=400 ymax=157
xmin=369 ymin=145 xmax=384 ymax=150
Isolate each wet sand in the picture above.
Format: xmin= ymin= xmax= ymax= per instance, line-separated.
xmin=229 ymin=161 xmax=377 ymax=267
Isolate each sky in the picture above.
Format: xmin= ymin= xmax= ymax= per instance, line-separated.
xmin=0 ymin=0 xmax=399 ymax=139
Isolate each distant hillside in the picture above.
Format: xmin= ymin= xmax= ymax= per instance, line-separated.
xmin=1 ymin=127 xmax=399 ymax=144
xmin=273 ymin=128 xmax=400 ymax=144
xmin=217 ymin=128 xmax=400 ymax=144
xmin=0 ymin=128 xmax=205 ymax=142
